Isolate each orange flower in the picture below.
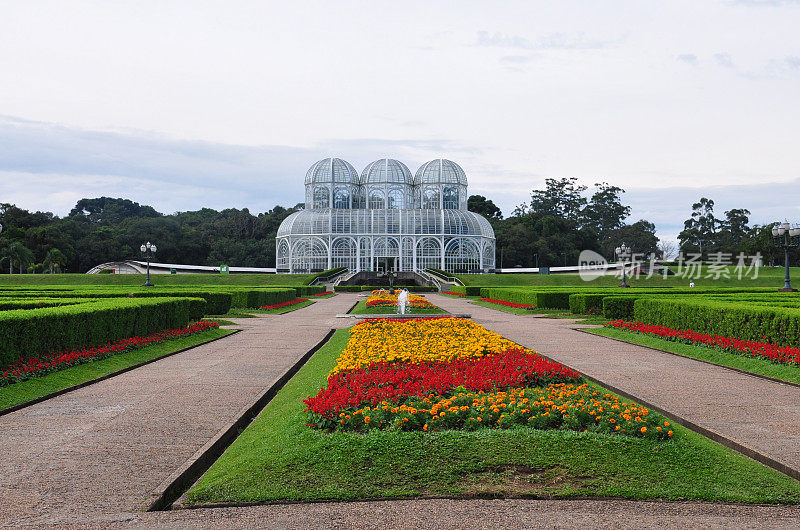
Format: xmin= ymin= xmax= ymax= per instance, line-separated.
xmin=364 ymin=416 xmax=371 ymax=423
xmin=640 ymin=426 xmax=647 ymax=433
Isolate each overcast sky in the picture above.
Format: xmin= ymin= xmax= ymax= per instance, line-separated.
xmin=2 ymin=0 xmax=799 ymax=240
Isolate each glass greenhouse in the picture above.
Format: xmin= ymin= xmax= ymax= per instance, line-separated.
xmin=276 ymin=158 xmax=496 ymax=273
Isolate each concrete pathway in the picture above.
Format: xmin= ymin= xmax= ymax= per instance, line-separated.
xmin=429 ymin=294 xmax=800 ymax=478
xmin=0 ymin=294 xmax=358 ymax=527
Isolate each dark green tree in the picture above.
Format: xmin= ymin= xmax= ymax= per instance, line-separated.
xmin=467 ymin=195 xmax=503 ymax=221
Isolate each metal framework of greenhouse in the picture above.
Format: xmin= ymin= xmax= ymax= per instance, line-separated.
xmin=276 ymin=158 xmax=496 ymax=274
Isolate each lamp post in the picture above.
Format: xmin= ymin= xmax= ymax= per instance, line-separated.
xmin=771 ymin=222 xmax=799 ymax=292
xmin=140 ymin=241 xmax=157 ymax=287
xmin=615 ymin=243 xmax=631 ymax=288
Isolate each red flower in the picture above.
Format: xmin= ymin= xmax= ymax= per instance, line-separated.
xmin=479 ymin=298 xmax=536 ymax=309
xmin=259 ymin=298 xmax=309 ymax=310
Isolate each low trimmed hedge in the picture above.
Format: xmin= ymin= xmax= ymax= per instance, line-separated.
xmin=568 ymin=294 xmax=607 ymax=315
xmin=603 ymin=296 xmax=637 ymax=319
xmin=0 ymin=296 xmax=205 ymax=370
xmin=632 ymin=297 xmax=800 ymax=346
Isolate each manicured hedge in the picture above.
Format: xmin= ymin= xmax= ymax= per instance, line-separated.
xmin=0 ymin=296 xmax=205 ymax=370
xmin=633 ymin=298 xmax=800 ymax=346
xmin=568 ymin=294 xmax=607 ymax=315
xmin=603 ymin=296 xmax=637 ymax=319
xmin=295 ymin=285 xmax=326 ymax=297
xmin=0 ymin=298 xmax=90 ymax=311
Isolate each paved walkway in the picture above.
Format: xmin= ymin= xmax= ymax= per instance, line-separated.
xmin=429 ymin=294 xmax=800 ymax=478
xmin=0 ymin=294 xmax=358 ymax=527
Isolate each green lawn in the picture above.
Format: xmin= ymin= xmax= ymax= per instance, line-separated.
xmin=468 ymin=299 xmax=609 ymax=324
xmin=458 ymin=266 xmax=795 ymax=288
xmin=250 ymin=300 xmax=316 ymax=314
xmin=187 ymin=328 xmax=800 ymax=505
xmin=0 ymin=327 xmax=234 ymax=412
xmin=0 ymin=273 xmax=314 ymax=287
xmin=349 ymin=300 xmax=447 ymax=315
xmin=589 ymin=326 xmax=800 ymax=385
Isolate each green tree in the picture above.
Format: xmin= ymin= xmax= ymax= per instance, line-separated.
xmin=602 ymin=220 xmax=659 ymax=260
xmin=6 ymin=241 xmax=34 ymax=274
xmin=528 ymin=178 xmax=588 ymax=222
xmin=467 ymin=195 xmax=503 ymax=221
xmin=678 ymin=198 xmax=718 ymax=258
xmin=583 ymin=183 xmax=631 ymax=236
xmin=43 ymin=248 xmax=68 ymax=274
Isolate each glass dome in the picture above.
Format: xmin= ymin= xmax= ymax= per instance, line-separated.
xmin=415 ymin=159 xmax=468 ymax=186
xmin=304 ymin=158 xmax=360 ymax=185
xmin=361 ymin=159 xmax=414 ymax=185
xmin=279 ymin=157 xmax=495 ymax=273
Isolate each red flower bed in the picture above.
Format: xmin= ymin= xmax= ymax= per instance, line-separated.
xmin=259 ymin=298 xmax=309 ymax=310
xmin=313 ymin=291 xmax=334 ymax=296
xmin=303 ymin=349 xmax=580 ymax=419
xmin=443 ymin=291 xmax=466 ymax=296
xmin=607 ymin=320 xmax=800 ymax=365
xmin=479 ymin=298 xmax=536 ymax=309
xmin=1 ymin=321 xmax=220 ymax=386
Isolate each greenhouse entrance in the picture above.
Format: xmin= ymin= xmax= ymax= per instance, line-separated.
xmin=374 ymin=257 xmax=397 ymax=273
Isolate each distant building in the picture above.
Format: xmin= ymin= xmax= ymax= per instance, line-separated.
xmin=276 ymin=158 xmax=496 ymax=274
xmin=86 ymin=261 xmax=275 ymax=274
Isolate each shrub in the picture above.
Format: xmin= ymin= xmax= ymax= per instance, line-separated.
xmin=0 ymin=297 xmax=204 ymax=370
xmin=633 ymin=298 xmax=800 ymax=347
xmin=603 ymin=296 xmax=637 ymax=319
xmin=569 ymin=294 xmax=607 ymax=315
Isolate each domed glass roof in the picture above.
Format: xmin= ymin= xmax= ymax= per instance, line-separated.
xmin=415 ymin=159 xmax=468 ymax=186
xmin=305 ymin=158 xmax=360 ymax=185
xmin=361 ymin=159 xmax=413 ymax=185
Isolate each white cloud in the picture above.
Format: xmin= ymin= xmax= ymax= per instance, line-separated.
xmin=677 ymin=53 xmax=699 ymax=65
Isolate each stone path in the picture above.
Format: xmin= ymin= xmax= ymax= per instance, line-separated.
xmin=0 ymin=293 xmax=358 ymax=527
xmin=429 ymin=294 xmax=800 ymax=478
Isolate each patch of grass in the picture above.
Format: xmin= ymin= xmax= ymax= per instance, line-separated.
xmin=0 ymin=328 xmax=234 ymax=412
xmin=589 ymin=326 xmax=800 ymax=385
xmin=250 ymin=300 xmax=316 ymax=314
xmin=457 ymin=266 xmax=794 ymax=288
xmin=311 ymin=293 xmax=337 ymax=299
xmin=208 ymin=312 xmax=258 ymax=319
xmin=209 ymin=319 xmax=238 ymax=327
xmin=469 ymin=299 xmax=537 ymax=316
xmin=349 ymin=300 xmax=447 ymax=315
xmin=188 ymin=329 xmax=800 ymax=505
xmin=0 ymin=273 xmax=314 ymax=286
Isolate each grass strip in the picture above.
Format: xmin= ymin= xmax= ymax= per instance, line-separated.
xmin=250 ymin=300 xmax=316 ymax=314
xmin=0 ymin=328 xmax=234 ymax=413
xmin=187 ymin=329 xmax=800 ymax=504
xmin=588 ymin=326 xmax=800 ymax=386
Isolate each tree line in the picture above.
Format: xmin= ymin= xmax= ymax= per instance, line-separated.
xmin=0 ymin=185 xmax=785 ymax=273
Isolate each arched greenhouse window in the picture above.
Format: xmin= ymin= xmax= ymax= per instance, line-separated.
xmin=331 ymin=237 xmax=357 ymax=270
xmin=416 ymin=237 xmax=442 ymax=271
xmin=333 ymin=187 xmax=351 ymax=209
xmin=313 ymin=186 xmax=330 ymax=209
xmin=422 ymin=186 xmax=440 ymax=209
xmin=369 ymin=189 xmax=385 ymax=209
xmin=387 ymin=188 xmax=404 ymax=209
xmin=443 ymin=186 xmax=459 ymax=209
xmin=444 ymin=238 xmax=480 ymax=273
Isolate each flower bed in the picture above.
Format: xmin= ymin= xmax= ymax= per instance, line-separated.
xmin=607 ymin=319 xmax=800 ymax=366
xmin=479 ymin=298 xmax=536 ymax=309
xmin=313 ymin=291 xmax=334 ymax=296
xmin=331 ymin=317 xmax=520 ymax=374
xmin=365 ymin=292 xmax=434 ymax=310
xmin=304 ymin=349 xmax=579 ymax=418
xmin=305 ymin=317 xmax=672 ymax=440
xmin=259 ymin=298 xmax=309 ymax=310
xmin=325 ymin=384 xmax=672 ymax=440
xmin=443 ymin=291 xmax=466 ymax=296
xmin=1 ymin=321 xmax=220 ymax=386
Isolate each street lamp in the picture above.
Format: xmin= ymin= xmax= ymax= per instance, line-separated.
xmin=140 ymin=241 xmax=157 ymax=287
xmin=771 ymin=222 xmax=799 ymax=292
xmin=615 ymin=243 xmax=631 ymax=288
